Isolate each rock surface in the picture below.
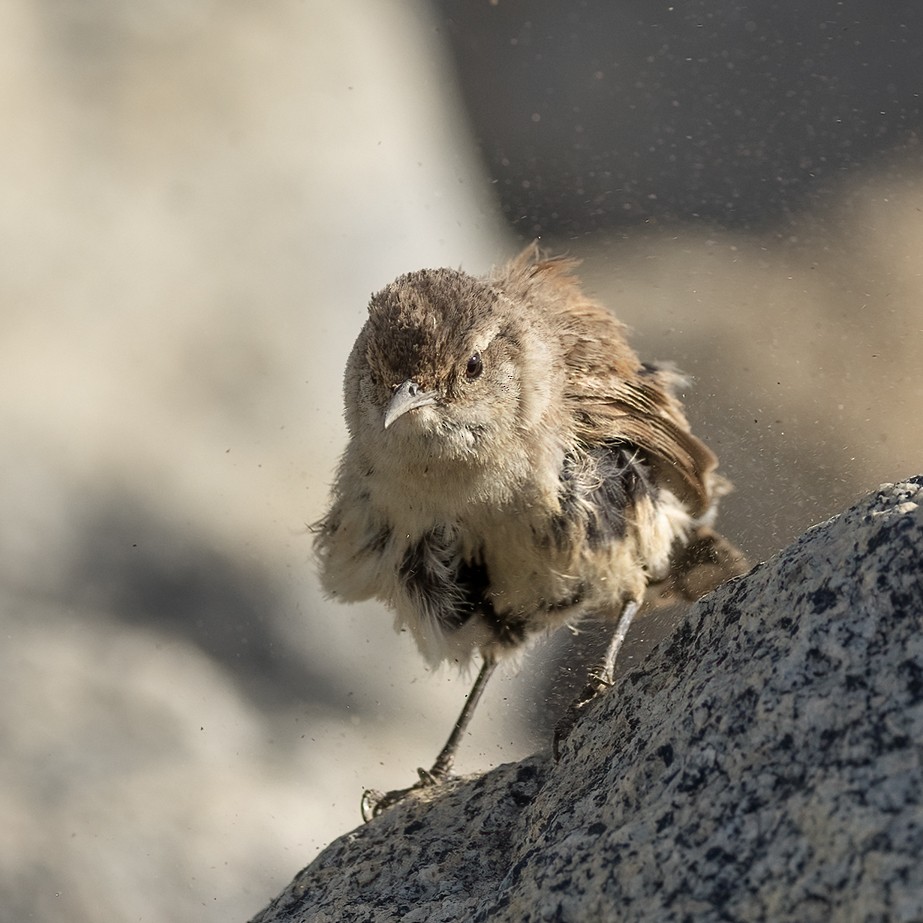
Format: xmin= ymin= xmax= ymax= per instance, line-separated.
xmin=251 ymin=477 xmax=923 ymax=923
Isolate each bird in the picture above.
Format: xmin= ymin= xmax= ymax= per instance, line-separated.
xmin=313 ymin=243 xmax=747 ymax=820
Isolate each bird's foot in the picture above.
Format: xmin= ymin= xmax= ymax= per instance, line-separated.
xmin=552 ymin=671 xmax=614 ymax=760
xmin=360 ymin=765 xmax=453 ymax=822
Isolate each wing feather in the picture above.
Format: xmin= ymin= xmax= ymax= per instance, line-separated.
xmin=498 ymin=245 xmax=719 ymax=515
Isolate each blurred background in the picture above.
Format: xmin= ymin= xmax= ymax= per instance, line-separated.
xmin=1 ymin=1 xmax=920 ymax=920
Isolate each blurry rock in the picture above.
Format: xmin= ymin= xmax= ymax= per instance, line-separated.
xmin=435 ymin=0 xmax=923 ymax=233
xmin=0 ymin=594 xmax=332 ymax=923
xmin=251 ymin=477 xmax=923 ymax=923
xmin=0 ymin=2 xmax=510 ymax=921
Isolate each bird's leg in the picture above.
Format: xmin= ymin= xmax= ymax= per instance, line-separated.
xmin=553 ymin=598 xmax=640 ymax=759
xmin=421 ymin=656 xmax=496 ymax=782
xmin=589 ymin=598 xmax=640 ymax=689
xmin=361 ymin=657 xmax=497 ymax=822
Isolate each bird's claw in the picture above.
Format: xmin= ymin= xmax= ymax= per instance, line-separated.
xmin=360 ymin=767 xmax=453 ymax=822
xmin=361 ymin=786 xmax=415 ymax=822
xmin=552 ymin=676 xmax=612 ymax=760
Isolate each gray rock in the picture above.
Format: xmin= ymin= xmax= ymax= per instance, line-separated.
xmin=251 ymin=477 xmax=923 ymax=923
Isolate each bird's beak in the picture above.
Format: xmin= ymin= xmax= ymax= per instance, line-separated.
xmin=384 ymin=379 xmax=439 ymax=429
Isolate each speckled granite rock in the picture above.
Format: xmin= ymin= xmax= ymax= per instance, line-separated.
xmin=251 ymin=478 xmax=923 ymax=923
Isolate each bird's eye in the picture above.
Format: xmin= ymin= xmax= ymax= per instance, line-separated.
xmin=465 ymin=352 xmax=483 ymax=380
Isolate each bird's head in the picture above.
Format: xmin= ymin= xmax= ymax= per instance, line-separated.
xmin=344 ymin=267 xmax=561 ymax=474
